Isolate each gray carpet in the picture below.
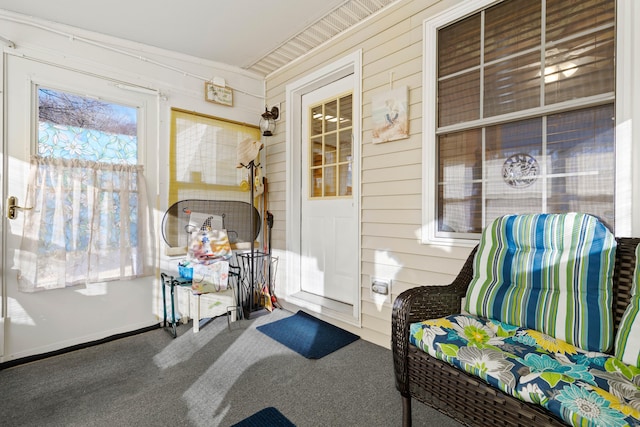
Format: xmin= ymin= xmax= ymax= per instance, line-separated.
xmin=0 ymin=309 xmax=464 ymax=427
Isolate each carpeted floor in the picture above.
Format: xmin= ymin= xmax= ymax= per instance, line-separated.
xmin=0 ymin=309 xmax=464 ymax=427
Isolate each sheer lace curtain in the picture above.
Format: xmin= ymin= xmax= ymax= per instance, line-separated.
xmin=17 ymin=155 xmax=154 ymax=292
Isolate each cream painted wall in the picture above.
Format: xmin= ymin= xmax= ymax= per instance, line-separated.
xmin=0 ymin=10 xmax=264 ymax=361
xmin=264 ymin=0 xmax=640 ymax=348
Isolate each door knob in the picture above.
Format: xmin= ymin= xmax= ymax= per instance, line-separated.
xmin=6 ymin=196 xmax=32 ymax=220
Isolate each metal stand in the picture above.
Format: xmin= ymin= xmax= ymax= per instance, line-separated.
xmin=237 ymin=250 xmax=277 ymax=314
xmin=161 ymin=272 xmax=238 ymax=337
xmin=160 ymin=272 xmax=191 ymax=338
xmin=239 ymin=160 xmax=258 ymax=318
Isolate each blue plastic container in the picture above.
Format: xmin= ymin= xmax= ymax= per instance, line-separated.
xmin=178 ymin=264 xmax=193 ymax=280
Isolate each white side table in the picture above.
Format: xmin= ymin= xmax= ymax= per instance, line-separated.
xmin=190 ymin=286 xmax=238 ymax=332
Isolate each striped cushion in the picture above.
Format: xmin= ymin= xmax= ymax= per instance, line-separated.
xmin=464 ymin=213 xmax=616 ymax=353
xmin=614 ymin=244 xmax=640 ymax=367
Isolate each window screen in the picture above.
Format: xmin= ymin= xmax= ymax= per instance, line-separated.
xmin=169 ymin=108 xmax=261 ymax=205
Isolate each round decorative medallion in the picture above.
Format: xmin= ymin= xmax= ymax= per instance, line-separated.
xmin=502 ymin=153 xmax=539 ymax=188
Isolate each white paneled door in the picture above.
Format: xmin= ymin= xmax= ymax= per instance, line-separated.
xmin=300 ymin=75 xmax=357 ymax=305
xmin=2 ymin=55 xmax=157 ymax=362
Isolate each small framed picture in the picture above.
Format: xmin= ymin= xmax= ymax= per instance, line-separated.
xmin=372 ymin=86 xmax=409 ymax=143
xmin=205 ymin=82 xmax=233 ymax=107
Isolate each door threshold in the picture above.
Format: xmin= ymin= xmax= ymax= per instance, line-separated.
xmin=285 ymin=291 xmax=358 ymax=325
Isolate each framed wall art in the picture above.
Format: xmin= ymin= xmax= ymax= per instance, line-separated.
xmin=205 ymin=82 xmax=233 ymax=107
xmin=371 ymin=85 xmax=409 ymax=143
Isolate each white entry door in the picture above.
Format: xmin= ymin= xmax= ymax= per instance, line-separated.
xmin=299 ymin=75 xmax=358 ymax=306
xmin=2 ymin=55 xmax=158 ymax=362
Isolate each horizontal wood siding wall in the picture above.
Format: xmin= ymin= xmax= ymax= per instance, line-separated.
xmin=264 ymin=0 xmax=475 ymax=348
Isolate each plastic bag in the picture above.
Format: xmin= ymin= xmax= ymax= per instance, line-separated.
xmin=191 ymin=262 xmax=230 ymax=293
xmin=185 ymin=228 xmax=232 ymax=293
xmin=187 ymin=229 xmax=232 ymax=263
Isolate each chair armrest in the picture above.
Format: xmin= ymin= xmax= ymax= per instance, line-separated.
xmin=391 ymin=246 xmax=477 ymax=394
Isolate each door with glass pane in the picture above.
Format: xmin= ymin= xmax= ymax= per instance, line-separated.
xmin=300 ymin=75 xmax=357 ymax=305
xmin=2 ymin=55 xmax=157 ymax=362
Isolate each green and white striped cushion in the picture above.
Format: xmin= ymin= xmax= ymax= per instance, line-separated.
xmin=464 ymin=213 xmax=616 ymax=353
xmin=614 ymin=244 xmax=640 ymax=367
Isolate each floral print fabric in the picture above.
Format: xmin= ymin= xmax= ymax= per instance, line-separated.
xmin=410 ymin=314 xmax=640 ymax=426
xmin=39 ymin=121 xmax=137 ymax=164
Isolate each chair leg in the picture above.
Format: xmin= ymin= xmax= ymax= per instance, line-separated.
xmin=169 ymin=281 xmax=177 ymax=338
xmin=161 ymin=275 xmax=167 ymax=328
xmin=402 ymin=395 xmax=412 ymax=427
xmin=193 ymin=294 xmax=200 ymax=333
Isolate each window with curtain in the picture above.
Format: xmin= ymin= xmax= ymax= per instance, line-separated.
xmin=430 ymin=0 xmax=615 ymax=240
xmin=17 ymin=88 xmax=153 ymax=292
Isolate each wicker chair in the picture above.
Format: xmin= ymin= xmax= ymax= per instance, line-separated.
xmin=392 ymin=237 xmax=640 ymax=427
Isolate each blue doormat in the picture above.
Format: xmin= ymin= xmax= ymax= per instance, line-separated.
xmin=231 ymin=407 xmax=295 ymax=427
xmin=257 ymin=310 xmax=359 ymax=359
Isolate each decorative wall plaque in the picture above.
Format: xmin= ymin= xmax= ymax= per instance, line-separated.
xmin=205 ymin=82 xmax=233 ymax=107
xmin=502 ymin=153 xmax=539 ymax=188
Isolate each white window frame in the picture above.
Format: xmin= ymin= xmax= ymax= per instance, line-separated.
xmin=421 ymin=0 xmax=633 ymax=246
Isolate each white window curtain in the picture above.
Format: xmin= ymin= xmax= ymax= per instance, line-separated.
xmin=17 ymin=155 xmax=154 ymax=292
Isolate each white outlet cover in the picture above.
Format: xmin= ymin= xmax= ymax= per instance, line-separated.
xmin=370 ymin=277 xmax=391 ymax=304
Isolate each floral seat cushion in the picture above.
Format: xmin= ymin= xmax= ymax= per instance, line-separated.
xmin=410 ymin=314 xmax=640 ymax=427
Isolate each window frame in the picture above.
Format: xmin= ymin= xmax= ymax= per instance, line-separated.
xmin=26 ymin=84 xmax=150 ymax=286
xmin=168 ymin=108 xmax=261 ymax=206
xmin=421 ymin=0 xmax=631 ymax=246
xmin=308 ymin=91 xmax=354 ymax=199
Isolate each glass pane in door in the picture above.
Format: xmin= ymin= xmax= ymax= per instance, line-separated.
xmin=308 ymin=92 xmax=352 ymax=198
xmin=38 ymin=87 xmax=137 ymax=163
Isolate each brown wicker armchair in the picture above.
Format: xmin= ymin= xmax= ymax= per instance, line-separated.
xmin=392 ymin=237 xmax=640 ymax=427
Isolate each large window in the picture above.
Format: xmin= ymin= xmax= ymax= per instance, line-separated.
xmin=427 ymin=0 xmax=615 ymax=241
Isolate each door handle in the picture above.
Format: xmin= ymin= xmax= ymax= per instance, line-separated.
xmin=6 ymin=196 xmax=32 ymax=220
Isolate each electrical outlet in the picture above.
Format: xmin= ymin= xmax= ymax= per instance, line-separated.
xmin=372 ymin=281 xmax=389 ymax=295
xmin=371 ymin=277 xmax=391 ymax=303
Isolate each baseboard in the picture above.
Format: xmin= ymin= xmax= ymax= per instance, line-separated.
xmin=0 ymin=324 xmax=160 ymax=371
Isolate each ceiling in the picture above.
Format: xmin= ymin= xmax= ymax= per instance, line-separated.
xmin=0 ymin=0 xmax=398 ymax=76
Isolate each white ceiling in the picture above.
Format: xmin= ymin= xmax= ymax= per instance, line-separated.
xmin=0 ymin=0 xmax=397 ymax=76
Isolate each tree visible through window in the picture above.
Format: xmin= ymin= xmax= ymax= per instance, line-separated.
xmin=37 ymin=88 xmax=138 ymax=162
xmin=16 ymin=87 xmax=151 ymax=291
xmin=432 ymin=0 xmax=615 ymax=239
